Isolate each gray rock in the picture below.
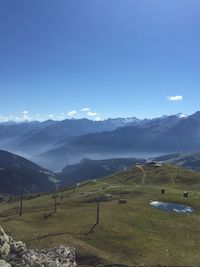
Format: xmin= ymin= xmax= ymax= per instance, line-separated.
xmin=0 ymin=226 xmax=76 ymax=267
xmin=0 ymin=227 xmax=10 ymax=244
xmin=0 ymin=242 xmax=10 ymax=260
xmin=10 ymin=240 xmax=26 ymax=255
xmin=0 ymin=259 xmax=11 ymax=267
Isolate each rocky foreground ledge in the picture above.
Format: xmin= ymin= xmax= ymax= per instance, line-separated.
xmin=0 ymin=226 xmax=76 ymax=267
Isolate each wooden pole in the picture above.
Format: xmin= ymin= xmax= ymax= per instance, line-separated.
xmin=19 ymin=194 xmax=23 ymax=216
xmin=96 ymin=201 xmax=100 ymax=225
xmin=54 ymin=195 xmax=57 ymax=213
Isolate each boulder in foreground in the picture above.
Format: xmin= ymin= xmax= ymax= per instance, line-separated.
xmin=0 ymin=226 xmax=76 ymax=267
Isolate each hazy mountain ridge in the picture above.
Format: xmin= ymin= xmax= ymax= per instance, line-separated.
xmin=0 ymin=113 xmax=197 ymax=170
xmin=59 ymin=157 xmax=146 ymax=186
xmin=0 ymin=150 xmax=58 ymax=195
xmin=154 ymin=152 xmax=200 ymax=171
xmin=0 ymin=117 xmax=142 ymax=156
xmin=39 ymin=114 xmax=190 ymax=169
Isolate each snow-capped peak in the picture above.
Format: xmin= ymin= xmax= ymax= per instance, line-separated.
xmin=175 ymin=113 xmax=188 ymax=119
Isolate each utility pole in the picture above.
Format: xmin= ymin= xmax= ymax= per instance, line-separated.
xmin=96 ymin=201 xmax=100 ymax=225
xmin=19 ymin=194 xmax=23 ymax=216
xmin=54 ymin=195 xmax=57 ymax=213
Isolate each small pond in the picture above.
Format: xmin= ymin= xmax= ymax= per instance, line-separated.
xmin=150 ymin=201 xmax=194 ymax=213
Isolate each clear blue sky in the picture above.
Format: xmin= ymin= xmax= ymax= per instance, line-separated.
xmin=0 ymin=0 xmax=200 ymax=121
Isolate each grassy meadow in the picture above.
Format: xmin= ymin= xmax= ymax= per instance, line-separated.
xmin=1 ymin=164 xmax=200 ymax=266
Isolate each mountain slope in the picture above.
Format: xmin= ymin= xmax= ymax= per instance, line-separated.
xmin=0 ymin=150 xmax=58 ymax=195
xmin=2 ymin=163 xmax=200 ymax=266
xmin=154 ymin=152 xmax=200 ymax=171
xmin=59 ymin=157 xmax=146 ymax=186
xmin=39 ymin=114 xmax=188 ymax=169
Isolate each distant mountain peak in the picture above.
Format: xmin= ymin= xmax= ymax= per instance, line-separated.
xmin=124 ymin=117 xmax=141 ymax=123
xmin=189 ymin=111 xmax=200 ymax=120
xmin=175 ymin=113 xmax=188 ymax=119
xmin=158 ymin=115 xmax=169 ymax=119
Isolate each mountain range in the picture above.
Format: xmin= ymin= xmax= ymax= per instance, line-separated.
xmin=1 ymin=112 xmax=200 ymax=171
xmin=37 ymin=112 xmax=200 ymax=170
xmin=0 ymin=117 xmax=140 ymax=157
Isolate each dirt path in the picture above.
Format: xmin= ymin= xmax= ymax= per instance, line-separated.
xmin=171 ymin=175 xmax=176 ymax=185
xmin=136 ymin=165 xmax=146 ymax=185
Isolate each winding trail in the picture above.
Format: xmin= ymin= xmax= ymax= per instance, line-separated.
xmin=171 ymin=175 xmax=176 ymax=185
xmin=136 ymin=165 xmax=146 ymax=185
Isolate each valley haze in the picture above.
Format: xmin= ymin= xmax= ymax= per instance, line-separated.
xmin=1 ymin=1 xmax=200 ymax=266
xmin=0 ymin=111 xmax=199 ymax=170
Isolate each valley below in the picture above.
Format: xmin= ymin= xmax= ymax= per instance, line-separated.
xmin=1 ymin=114 xmax=200 ymax=266
xmin=1 ymin=164 xmax=200 ymax=266
xmin=1 ymin=0 xmax=199 ymax=265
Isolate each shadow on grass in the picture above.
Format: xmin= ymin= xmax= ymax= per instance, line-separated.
xmin=0 ymin=214 xmax=19 ymax=223
xmin=85 ymin=222 xmax=99 ymax=236
xmin=28 ymin=232 xmax=72 ymax=242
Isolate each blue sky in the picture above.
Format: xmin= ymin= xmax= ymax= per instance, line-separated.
xmin=0 ymin=0 xmax=200 ymax=121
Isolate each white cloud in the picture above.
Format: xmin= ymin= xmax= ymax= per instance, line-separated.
xmin=14 ymin=110 xmax=32 ymax=122
xmin=34 ymin=113 xmax=46 ymax=122
xmin=0 ymin=109 xmax=102 ymax=123
xmin=57 ymin=113 xmax=66 ymax=120
xmin=15 ymin=111 xmax=31 ymax=122
xmin=48 ymin=114 xmax=54 ymax=119
xmin=0 ymin=115 xmax=11 ymax=122
xmin=95 ymin=116 xmax=101 ymax=121
xmin=167 ymin=96 xmax=183 ymax=101
xmin=67 ymin=110 xmax=77 ymax=117
xmin=81 ymin=108 xmax=91 ymax=112
xmin=15 ymin=115 xmax=30 ymax=122
xmin=87 ymin=111 xmax=98 ymax=117
xmin=87 ymin=111 xmax=101 ymax=121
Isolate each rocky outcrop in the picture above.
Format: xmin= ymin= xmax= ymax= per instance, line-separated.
xmin=0 ymin=260 xmax=11 ymax=267
xmin=0 ymin=226 xmax=76 ymax=267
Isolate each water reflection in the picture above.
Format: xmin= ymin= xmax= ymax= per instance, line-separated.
xmin=150 ymin=201 xmax=194 ymax=213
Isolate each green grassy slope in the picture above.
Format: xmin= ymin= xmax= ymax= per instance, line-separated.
xmin=1 ymin=164 xmax=200 ymax=266
xmin=155 ymin=152 xmax=200 ymax=171
xmin=59 ymin=157 xmax=146 ymax=186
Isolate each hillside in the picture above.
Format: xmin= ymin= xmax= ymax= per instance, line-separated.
xmin=59 ymin=157 xmax=146 ymax=186
xmin=0 ymin=150 xmax=58 ymax=195
xmin=1 ymin=163 xmax=200 ymax=266
xmin=154 ymin=152 xmax=200 ymax=171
